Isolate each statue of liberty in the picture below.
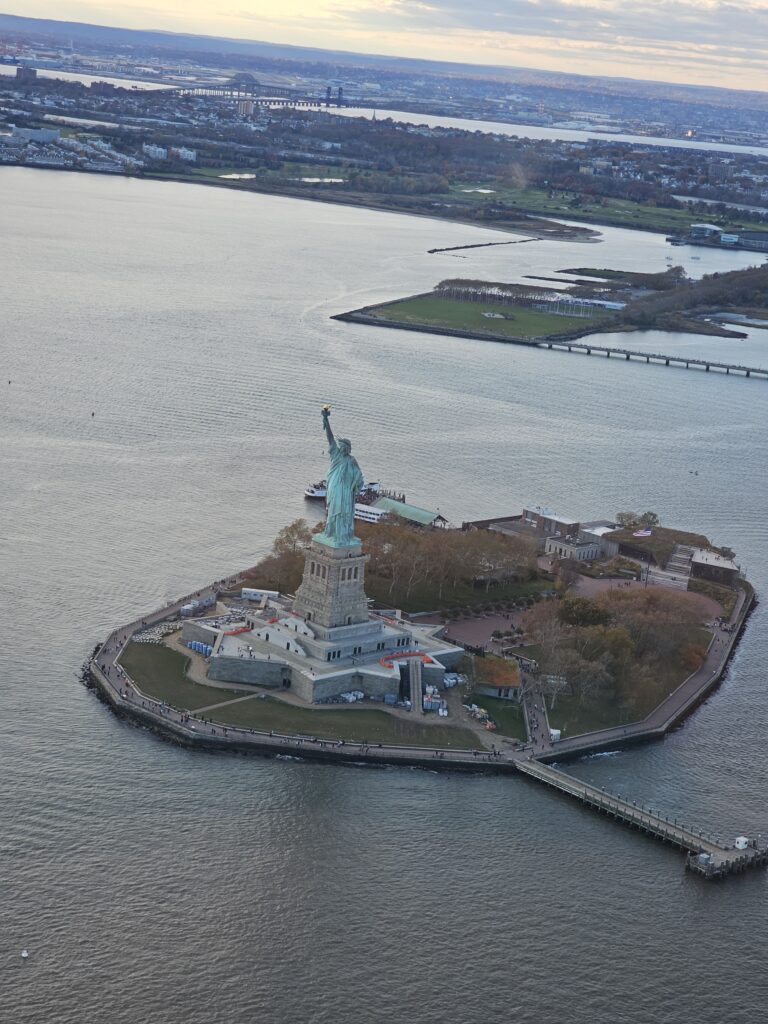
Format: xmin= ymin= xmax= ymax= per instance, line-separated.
xmin=315 ymin=406 xmax=364 ymax=548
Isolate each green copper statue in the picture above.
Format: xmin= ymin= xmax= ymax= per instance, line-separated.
xmin=315 ymin=406 xmax=364 ymax=548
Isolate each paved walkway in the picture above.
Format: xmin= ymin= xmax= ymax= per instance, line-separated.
xmin=522 ymin=683 xmax=554 ymax=755
xmin=516 ymin=759 xmax=765 ymax=875
xmin=193 ymin=692 xmax=267 ymax=714
xmin=444 ymin=612 xmax=524 ymax=650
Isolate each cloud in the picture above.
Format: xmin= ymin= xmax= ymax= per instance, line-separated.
xmin=336 ymin=0 xmax=766 ymax=49
xmin=323 ymin=0 xmax=768 ymax=84
xmin=19 ymin=1 xmax=768 ymax=89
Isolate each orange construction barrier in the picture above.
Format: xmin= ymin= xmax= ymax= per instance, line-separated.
xmin=379 ymin=651 xmax=435 ymax=669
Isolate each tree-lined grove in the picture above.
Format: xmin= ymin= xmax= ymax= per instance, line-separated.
xmin=527 ymin=588 xmax=709 ymax=715
xmin=246 ymin=518 xmax=538 ymax=609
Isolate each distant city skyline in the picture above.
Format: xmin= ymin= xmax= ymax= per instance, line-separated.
xmin=8 ymin=2 xmax=767 ymax=92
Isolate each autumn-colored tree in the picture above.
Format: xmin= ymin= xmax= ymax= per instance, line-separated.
xmin=596 ymin=588 xmax=702 ymax=662
xmin=558 ymin=596 xmax=612 ymax=627
xmin=679 ymin=643 xmax=707 ymax=672
xmin=247 ymin=518 xmax=312 ymax=593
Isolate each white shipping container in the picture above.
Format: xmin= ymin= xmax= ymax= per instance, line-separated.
xmin=241 ymin=587 xmax=280 ymax=601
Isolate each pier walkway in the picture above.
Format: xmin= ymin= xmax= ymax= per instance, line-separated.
xmin=335 ymin=307 xmax=768 ymax=381
xmin=515 ymin=758 xmax=767 ymax=878
xmin=540 ymin=339 xmax=768 ymax=378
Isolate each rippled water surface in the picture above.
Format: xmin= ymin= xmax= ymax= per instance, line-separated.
xmin=1 ymin=169 xmax=767 ymax=1024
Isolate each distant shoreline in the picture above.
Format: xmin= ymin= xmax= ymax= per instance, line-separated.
xmin=0 ymin=163 xmax=598 ymax=242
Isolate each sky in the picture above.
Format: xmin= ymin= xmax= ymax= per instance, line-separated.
xmin=15 ymin=2 xmax=768 ymax=91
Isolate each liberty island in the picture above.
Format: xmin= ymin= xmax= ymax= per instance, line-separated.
xmin=86 ymin=406 xmax=768 ymax=881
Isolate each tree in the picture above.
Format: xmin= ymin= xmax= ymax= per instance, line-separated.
xmin=273 ymin=518 xmax=312 ymax=556
xmin=558 ymin=649 xmax=613 ymax=700
xmin=555 ymin=557 xmax=581 ymax=590
xmin=470 ymin=531 xmax=536 ymax=591
xmin=558 ymin=597 xmax=612 ymax=627
xmin=616 ymin=511 xmax=640 ymax=528
xmin=252 ymin=518 xmax=312 ymax=592
xmin=679 ymin=643 xmax=707 ymax=672
xmin=639 ymin=511 xmax=660 ymax=528
xmin=596 ymin=588 xmax=701 ymax=662
xmin=526 ymin=601 xmax=568 ymax=678
xmin=425 ymin=530 xmax=466 ymax=599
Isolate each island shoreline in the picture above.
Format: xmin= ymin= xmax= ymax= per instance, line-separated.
xmin=86 ymin=573 xmax=755 ymax=770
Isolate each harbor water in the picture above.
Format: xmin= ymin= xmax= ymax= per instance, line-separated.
xmin=1 ymin=168 xmax=767 ymax=1023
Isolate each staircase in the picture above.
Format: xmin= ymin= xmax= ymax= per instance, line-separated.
xmin=409 ymin=658 xmax=424 ymax=713
xmin=667 ymin=545 xmax=694 ymax=576
xmin=646 ymin=568 xmax=689 ymax=590
xmin=645 ymin=544 xmax=693 ymax=591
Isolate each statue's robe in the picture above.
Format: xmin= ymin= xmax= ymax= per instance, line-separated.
xmin=324 ymin=441 xmax=364 ymax=545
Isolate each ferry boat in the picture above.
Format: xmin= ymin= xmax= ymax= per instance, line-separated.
xmin=304 ymin=480 xmax=406 ymax=504
xmin=304 ymin=480 xmax=330 ymax=500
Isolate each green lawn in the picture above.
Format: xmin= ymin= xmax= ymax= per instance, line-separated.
xmin=501 ymin=644 xmax=544 ymax=663
xmin=609 ymin=526 xmax=712 ymax=567
xmin=119 ymin=643 xmax=242 ymax=709
xmin=203 ymin=695 xmax=481 ymax=748
xmin=546 ymin=694 xmax=634 ymax=736
xmin=237 ymin=566 xmax=549 ymax=615
xmin=118 ymin=642 xmax=479 ymax=747
xmin=368 ymin=295 xmax=607 ymax=339
xmin=464 ymin=692 xmax=526 ymax=739
xmin=688 ymin=578 xmax=738 ymax=617
xmin=448 ymin=183 xmax=758 ymax=236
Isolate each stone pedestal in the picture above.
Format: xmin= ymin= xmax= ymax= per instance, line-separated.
xmin=293 ymin=540 xmax=370 ymax=632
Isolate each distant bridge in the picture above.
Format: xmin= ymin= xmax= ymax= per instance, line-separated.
xmin=178 ymin=74 xmax=349 ymax=108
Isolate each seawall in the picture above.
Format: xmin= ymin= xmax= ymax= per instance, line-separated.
xmin=88 ymin=572 xmax=755 ymax=772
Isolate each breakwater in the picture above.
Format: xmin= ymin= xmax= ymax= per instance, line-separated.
xmin=427 ymin=238 xmax=538 ymax=254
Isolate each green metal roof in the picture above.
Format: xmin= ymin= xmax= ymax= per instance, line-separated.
xmin=372 ymin=496 xmax=445 ymax=526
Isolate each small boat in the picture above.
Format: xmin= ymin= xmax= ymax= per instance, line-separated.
xmin=21 ymin=950 xmax=29 ymax=960
xmin=304 ymin=480 xmax=328 ymax=499
xmin=304 ymin=479 xmax=403 ymax=503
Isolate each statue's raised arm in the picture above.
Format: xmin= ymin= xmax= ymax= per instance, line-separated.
xmin=321 ymin=405 xmax=336 ymax=451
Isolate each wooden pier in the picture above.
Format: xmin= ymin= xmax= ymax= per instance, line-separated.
xmin=515 ymin=759 xmax=768 ymax=879
xmin=541 ymin=339 xmax=768 ymax=378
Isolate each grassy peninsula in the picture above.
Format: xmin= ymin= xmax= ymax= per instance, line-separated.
xmin=335 ymin=263 xmax=768 ymax=348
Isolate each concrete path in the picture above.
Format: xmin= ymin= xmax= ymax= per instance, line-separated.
xmin=193 ymin=692 xmax=265 ymax=714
